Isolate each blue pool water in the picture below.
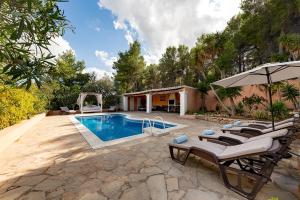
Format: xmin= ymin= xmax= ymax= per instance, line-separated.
xmin=75 ymin=114 xmax=176 ymax=141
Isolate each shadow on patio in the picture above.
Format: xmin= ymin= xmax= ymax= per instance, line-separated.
xmin=0 ymin=115 xmax=297 ymax=200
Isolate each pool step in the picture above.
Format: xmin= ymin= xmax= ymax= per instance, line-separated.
xmin=143 ymin=127 xmax=169 ymax=137
xmin=142 ymin=116 xmax=169 ymax=137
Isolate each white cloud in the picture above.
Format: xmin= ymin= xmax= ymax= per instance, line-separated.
xmin=84 ymin=67 xmax=113 ymax=80
xmin=144 ymin=53 xmax=159 ymax=65
xmin=124 ymin=31 xmax=134 ymax=44
xmin=48 ymin=36 xmax=74 ymax=57
xmin=113 ymin=20 xmax=127 ymax=30
xmin=113 ymin=20 xmax=135 ymax=44
xmin=98 ymin=0 xmax=241 ymax=63
xmin=95 ymin=27 xmax=101 ymax=32
xmin=95 ymin=50 xmax=117 ymax=68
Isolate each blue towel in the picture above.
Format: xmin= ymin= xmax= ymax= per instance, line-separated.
xmin=223 ymin=124 xmax=233 ymax=129
xmin=233 ymin=121 xmax=242 ymax=126
xmin=173 ymin=134 xmax=188 ymax=144
xmin=202 ymin=129 xmax=215 ymax=135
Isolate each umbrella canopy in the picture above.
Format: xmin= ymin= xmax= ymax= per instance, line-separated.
xmin=213 ymin=61 xmax=300 ymax=88
xmin=212 ymin=61 xmax=300 ymax=130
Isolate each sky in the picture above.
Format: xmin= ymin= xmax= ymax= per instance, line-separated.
xmin=52 ymin=0 xmax=241 ymax=79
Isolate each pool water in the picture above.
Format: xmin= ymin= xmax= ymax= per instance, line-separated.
xmin=75 ymin=114 xmax=176 ymax=141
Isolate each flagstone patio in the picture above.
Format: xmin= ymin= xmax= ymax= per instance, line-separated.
xmin=0 ymin=112 xmax=298 ymax=200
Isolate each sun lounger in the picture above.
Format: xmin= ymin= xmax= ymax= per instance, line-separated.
xmin=60 ymin=107 xmax=76 ymax=114
xmin=234 ymin=117 xmax=295 ymax=129
xmin=199 ymin=129 xmax=289 ymax=145
xmin=81 ymin=105 xmax=101 ymax=113
xmin=108 ymin=106 xmax=116 ymax=112
xmin=169 ymin=137 xmax=287 ymax=200
xmin=221 ymin=121 xmax=295 ymax=137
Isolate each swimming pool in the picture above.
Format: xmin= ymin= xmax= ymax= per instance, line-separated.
xmin=74 ymin=114 xmax=176 ymax=142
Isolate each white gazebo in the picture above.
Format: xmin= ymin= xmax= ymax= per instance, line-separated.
xmin=77 ymin=92 xmax=102 ymax=114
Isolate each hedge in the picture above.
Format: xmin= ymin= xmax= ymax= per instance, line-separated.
xmin=0 ymin=84 xmax=46 ymax=129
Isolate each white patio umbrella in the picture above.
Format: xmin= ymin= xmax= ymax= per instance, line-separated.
xmin=212 ymin=61 xmax=300 ymax=130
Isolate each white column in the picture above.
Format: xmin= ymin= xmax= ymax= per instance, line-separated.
xmin=146 ymin=94 xmax=152 ymax=113
xmin=179 ymin=90 xmax=187 ymax=116
xmin=123 ymin=96 xmax=128 ymax=111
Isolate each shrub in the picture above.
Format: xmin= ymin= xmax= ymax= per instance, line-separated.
xmin=267 ymin=197 xmax=279 ymax=200
xmin=0 ymin=85 xmax=46 ymax=129
xmin=270 ymin=100 xmax=289 ymax=120
xmin=242 ymin=94 xmax=266 ymax=112
xmin=235 ymin=102 xmax=244 ymax=115
xmin=281 ymin=83 xmax=299 ymax=110
xmin=251 ymin=110 xmax=269 ymax=120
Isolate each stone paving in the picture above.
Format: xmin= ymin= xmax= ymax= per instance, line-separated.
xmin=0 ymin=112 xmax=298 ymax=200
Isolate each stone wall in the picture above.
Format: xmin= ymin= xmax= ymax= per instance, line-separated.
xmin=0 ymin=113 xmax=45 ymax=153
xmin=204 ymin=79 xmax=300 ymax=111
xmin=195 ymin=114 xmax=254 ymax=124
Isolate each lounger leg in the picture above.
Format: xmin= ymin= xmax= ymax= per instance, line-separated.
xmin=169 ymin=146 xmax=190 ymax=165
xmin=218 ymin=159 xmax=275 ymax=200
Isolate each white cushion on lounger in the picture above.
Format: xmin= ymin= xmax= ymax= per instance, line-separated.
xmin=259 ymin=122 xmax=294 ymax=133
xmin=246 ymin=129 xmax=288 ymax=142
xmin=274 ymin=118 xmax=294 ymax=125
xmin=218 ymin=137 xmax=273 ymax=159
xmin=171 ymin=138 xmax=226 ymax=155
xmin=243 ymin=118 xmax=294 ymax=128
xmin=200 ymin=129 xmax=288 ymax=143
xmin=192 ymin=140 xmax=226 ymax=155
xmin=223 ymin=122 xmax=294 ymax=133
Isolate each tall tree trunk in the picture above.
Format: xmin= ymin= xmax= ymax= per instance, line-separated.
xmin=278 ymin=30 xmax=284 ymax=54
xmin=201 ymin=93 xmax=206 ymax=112
xmin=293 ymin=99 xmax=298 ymax=110
xmin=201 ymin=71 xmax=206 ymax=80
xmin=209 ymin=85 xmax=232 ymax=115
xmin=238 ymin=53 xmax=242 ymax=73
xmin=229 ymin=97 xmax=236 ymax=116
xmin=220 ymin=70 xmax=226 ymax=79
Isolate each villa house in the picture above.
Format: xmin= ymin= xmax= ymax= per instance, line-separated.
xmin=122 ymin=85 xmax=201 ymax=116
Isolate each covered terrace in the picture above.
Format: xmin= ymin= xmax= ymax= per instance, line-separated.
xmin=122 ymin=86 xmax=201 ymax=116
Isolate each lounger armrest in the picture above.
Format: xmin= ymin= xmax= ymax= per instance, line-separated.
xmin=198 ymin=135 xmax=243 ymax=146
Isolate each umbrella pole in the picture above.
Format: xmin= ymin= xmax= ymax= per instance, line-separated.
xmin=266 ymin=68 xmax=275 ymax=130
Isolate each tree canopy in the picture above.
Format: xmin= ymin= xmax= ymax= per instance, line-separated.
xmin=0 ymin=0 xmax=69 ymax=88
xmin=113 ymin=0 xmax=300 ymax=95
xmin=113 ymin=41 xmax=145 ymax=93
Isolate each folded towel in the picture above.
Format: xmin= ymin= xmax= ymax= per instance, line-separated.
xmin=173 ymin=134 xmax=188 ymax=144
xmin=294 ymin=113 xmax=299 ymax=118
xmin=223 ymin=124 xmax=233 ymax=129
xmin=233 ymin=121 xmax=242 ymax=126
xmin=202 ymin=129 xmax=215 ymax=135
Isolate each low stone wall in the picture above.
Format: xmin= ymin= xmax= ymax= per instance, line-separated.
xmin=0 ymin=113 xmax=45 ymax=153
xmin=46 ymin=110 xmax=80 ymax=116
xmin=180 ymin=114 xmax=196 ymax=120
xmin=195 ymin=114 xmax=254 ymax=124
